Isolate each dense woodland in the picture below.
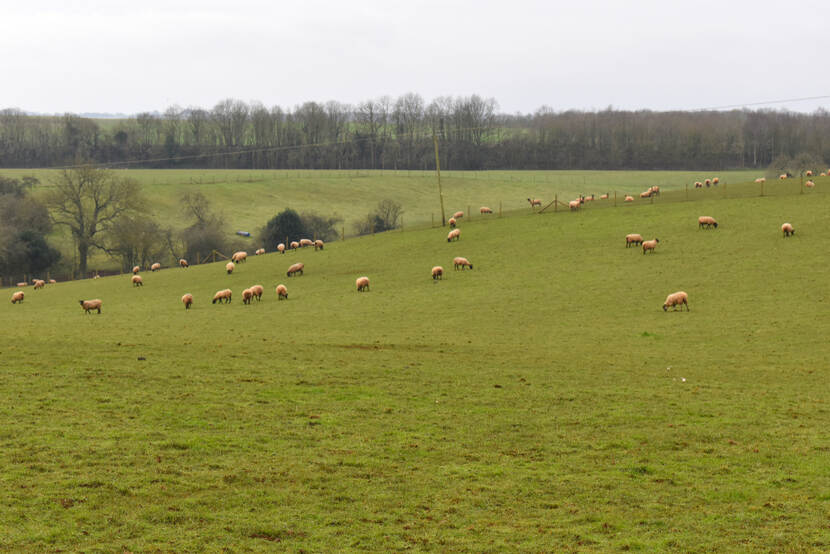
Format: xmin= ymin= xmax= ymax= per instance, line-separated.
xmin=1 ymin=95 xmax=829 ymax=170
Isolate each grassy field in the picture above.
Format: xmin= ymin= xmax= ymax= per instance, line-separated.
xmin=1 ymin=185 xmax=829 ymax=550
xmin=4 ymin=168 xmax=773 ymax=236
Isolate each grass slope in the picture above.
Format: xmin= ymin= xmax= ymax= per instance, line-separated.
xmin=5 ymin=168 xmax=771 ymax=235
xmin=1 ymin=190 xmax=829 ymax=550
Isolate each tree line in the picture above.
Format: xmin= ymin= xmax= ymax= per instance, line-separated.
xmin=1 ymin=95 xmax=829 ymax=170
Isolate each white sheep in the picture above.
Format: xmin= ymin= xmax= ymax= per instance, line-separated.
xmin=179 ymin=259 xmax=189 ymax=268
xmin=642 ymin=238 xmax=659 ymax=254
xmin=255 ymin=248 xmax=265 ymax=255
xmin=698 ymin=216 xmax=718 ymax=229
xmin=431 ymin=266 xmax=444 ymax=280
xmin=448 ymin=217 xmax=457 ymax=228
xmin=232 ymin=251 xmax=247 ymax=263
xmin=527 ymin=198 xmax=542 ymax=207
xmin=33 ymin=279 xmax=45 ymax=290
xmin=277 ymin=243 xmax=286 ymax=254
xmin=11 ymin=291 xmax=24 ymax=304
xmin=625 ymin=234 xmax=643 ymax=248
xmin=480 ymin=206 xmax=493 ymax=214
xmin=781 ymin=223 xmax=795 ymax=237
xmin=212 ymin=289 xmax=232 ymax=304
xmin=132 ymin=275 xmax=143 ymax=286
xmin=453 ymin=257 xmax=473 ymax=270
xmin=453 ymin=211 xmax=464 ymax=219
xmin=276 ymin=284 xmax=288 ymax=300
xmin=79 ymin=299 xmax=103 ymax=314
xmin=568 ymin=200 xmax=580 ymax=210
xmin=226 ymin=262 xmax=234 ymax=274
xmin=250 ymin=284 xmax=264 ymax=301
xmin=182 ymin=293 xmax=193 ymax=309
xmin=287 ymin=262 xmax=304 ymax=277
xmin=663 ymin=291 xmax=689 ymax=312
xmin=805 ymin=180 xmax=815 ymax=188
xmin=290 ymin=241 xmax=300 ymax=250
xmin=242 ymin=288 xmax=253 ymax=305
xmin=132 ymin=265 xmax=140 ymax=274
xmin=151 ymin=262 xmax=161 ymax=271
xmin=356 ymin=276 xmax=370 ymax=292
xmin=447 ymin=228 xmax=461 ymax=242
xmin=624 ymin=195 xmax=634 ymax=202
xmin=300 ymin=239 xmax=314 ymax=248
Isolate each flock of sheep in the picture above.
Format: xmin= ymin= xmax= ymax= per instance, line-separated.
xmin=8 ymin=174 xmax=821 ymax=313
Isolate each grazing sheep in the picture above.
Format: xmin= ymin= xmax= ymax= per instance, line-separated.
xmin=48 ymin=279 xmax=56 ymax=284
xmin=179 ymin=259 xmax=189 ymax=268
xmin=453 ymin=256 xmax=473 ymax=270
xmin=806 ymin=180 xmax=815 ymax=188
xmin=698 ymin=216 xmax=718 ymax=229
xmin=276 ymin=284 xmax=288 ymax=300
xmin=600 ymin=193 xmax=609 ymax=200
xmin=250 ymin=284 xmax=264 ymax=301
xmin=448 ymin=217 xmax=457 ymax=228
xmin=568 ymin=200 xmax=580 ymax=210
xmin=151 ymin=262 xmax=161 ymax=271
xmin=132 ymin=265 xmax=140 ymax=274
xmin=527 ymin=198 xmax=542 ymax=207
xmin=625 ymin=234 xmax=643 ymax=248
xmin=290 ymin=241 xmax=299 ymax=250
xmin=11 ymin=291 xmax=24 ymax=304
xmin=821 ymin=172 xmax=827 ymax=177
xmin=93 ymin=274 xmax=100 ymax=280
xmin=131 ymin=275 xmax=143 ymax=287
xmin=779 ymin=174 xmax=787 ymax=180
xmin=782 ymin=223 xmax=795 ymax=237
xmin=447 ymin=228 xmax=461 ymax=242
xmin=212 ymin=289 xmax=232 ymax=304
xmin=232 ymin=251 xmax=247 ymax=263
xmin=712 ymin=177 xmax=719 ymax=185
xmin=356 ymin=276 xmax=370 ymax=292
xmin=79 ymin=299 xmax=102 ymax=314
xmin=642 ymin=238 xmax=660 ymax=254
xmin=287 ymin=262 xmax=304 ymax=277
xmin=639 ymin=190 xmax=651 ymax=198
xmin=453 ymin=211 xmax=464 ymax=219
xmin=277 ymin=243 xmax=286 ymax=254
xmin=16 ymin=282 xmax=27 ymax=287
xmin=583 ymin=194 xmax=594 ymax=202
xmin=694 ymin=181 xmax=703 ymax=188
xmin=806 ymin=170 xmax=813 ymax=177
xmin=480 ymin=206 xmax=493 ymax=214
xmin=300 ymin=239 xmax=313 ymax=248
xmin=182 ymin=293 xmax=193 ymax=309
xmin=649 ymin=186 xmax=660 ymax=195
xmin=624 ymin=195 xmax=634 ymax=202
xmin=242 ymin=288 xmax=253 ymax=305
xmin=226 ymin=262 xmax=235 ymax=274
xmin=314 ymin=240 xmax=324 ymax=250
xmin=754 ymin=177 xmax=766 ymax=183
xmin=663 ymin=291 xmax=689 ymax=312
xmin=431 ymin=266 xmax=444 ymax=280
xmin=255 ymin=248 xmax=265 ymax=255
xmin=705 ymin=178 xmax=711 ymax=186
xmin=33 ymin=279 xmax=45 ymax=290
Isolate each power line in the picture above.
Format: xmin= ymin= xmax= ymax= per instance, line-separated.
xmin=693 ymin=95 xmax=830 ymax=111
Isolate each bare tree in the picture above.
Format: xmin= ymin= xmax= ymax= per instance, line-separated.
xmin=47 ymin=165 xmax=144 ymax=276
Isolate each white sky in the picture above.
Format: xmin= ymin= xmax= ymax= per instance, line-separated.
xmin=2 ymin=0 xmax=829 ymax=115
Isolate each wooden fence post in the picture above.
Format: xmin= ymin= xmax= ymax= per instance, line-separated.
xmin=554 ymin=194 xmax=558 ymax=212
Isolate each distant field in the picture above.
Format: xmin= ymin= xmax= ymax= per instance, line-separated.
xmin=3 ymin=168 xmax=772 ymax=236
xmin=1 ymin=189 xmax=829 ymax=550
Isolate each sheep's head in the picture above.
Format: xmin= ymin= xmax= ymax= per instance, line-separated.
xmin=663 ymin=304 xmax=668 ymax=311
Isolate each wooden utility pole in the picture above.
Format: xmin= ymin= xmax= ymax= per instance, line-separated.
xmin=433 ymin=133 xmax=446 ymax=226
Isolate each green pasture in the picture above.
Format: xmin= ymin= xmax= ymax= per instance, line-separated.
xmin=6 ymin=168 xmax=775 ymax=236
xmin=1 ymin=187 xmax=829 ymax=550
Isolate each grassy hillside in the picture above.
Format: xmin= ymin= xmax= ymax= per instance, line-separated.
xmin=1 ymin=188 xmax=828 ymax=550
xmin=5 ymin=168 xmax=769 ymax=235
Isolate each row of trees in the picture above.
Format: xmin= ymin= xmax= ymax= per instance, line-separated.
xmin=2 ymin=96 xmax=829 ymax=170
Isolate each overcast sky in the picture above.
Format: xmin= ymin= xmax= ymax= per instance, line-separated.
xmin=2 ymin=0 xmax=828 ymax=115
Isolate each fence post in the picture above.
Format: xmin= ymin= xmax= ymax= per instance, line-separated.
xmin=761 ymin=180 xmax=764 ymax=197
xmin=614 ymin=191 xmax=617 ymax=207
xmin=341 ymin=227 xmax=345 ymax=241
xmin=686 ymin=183 xmax=689 ymax=201
xmin=554 ymin=194 xmax=558 ymax=212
